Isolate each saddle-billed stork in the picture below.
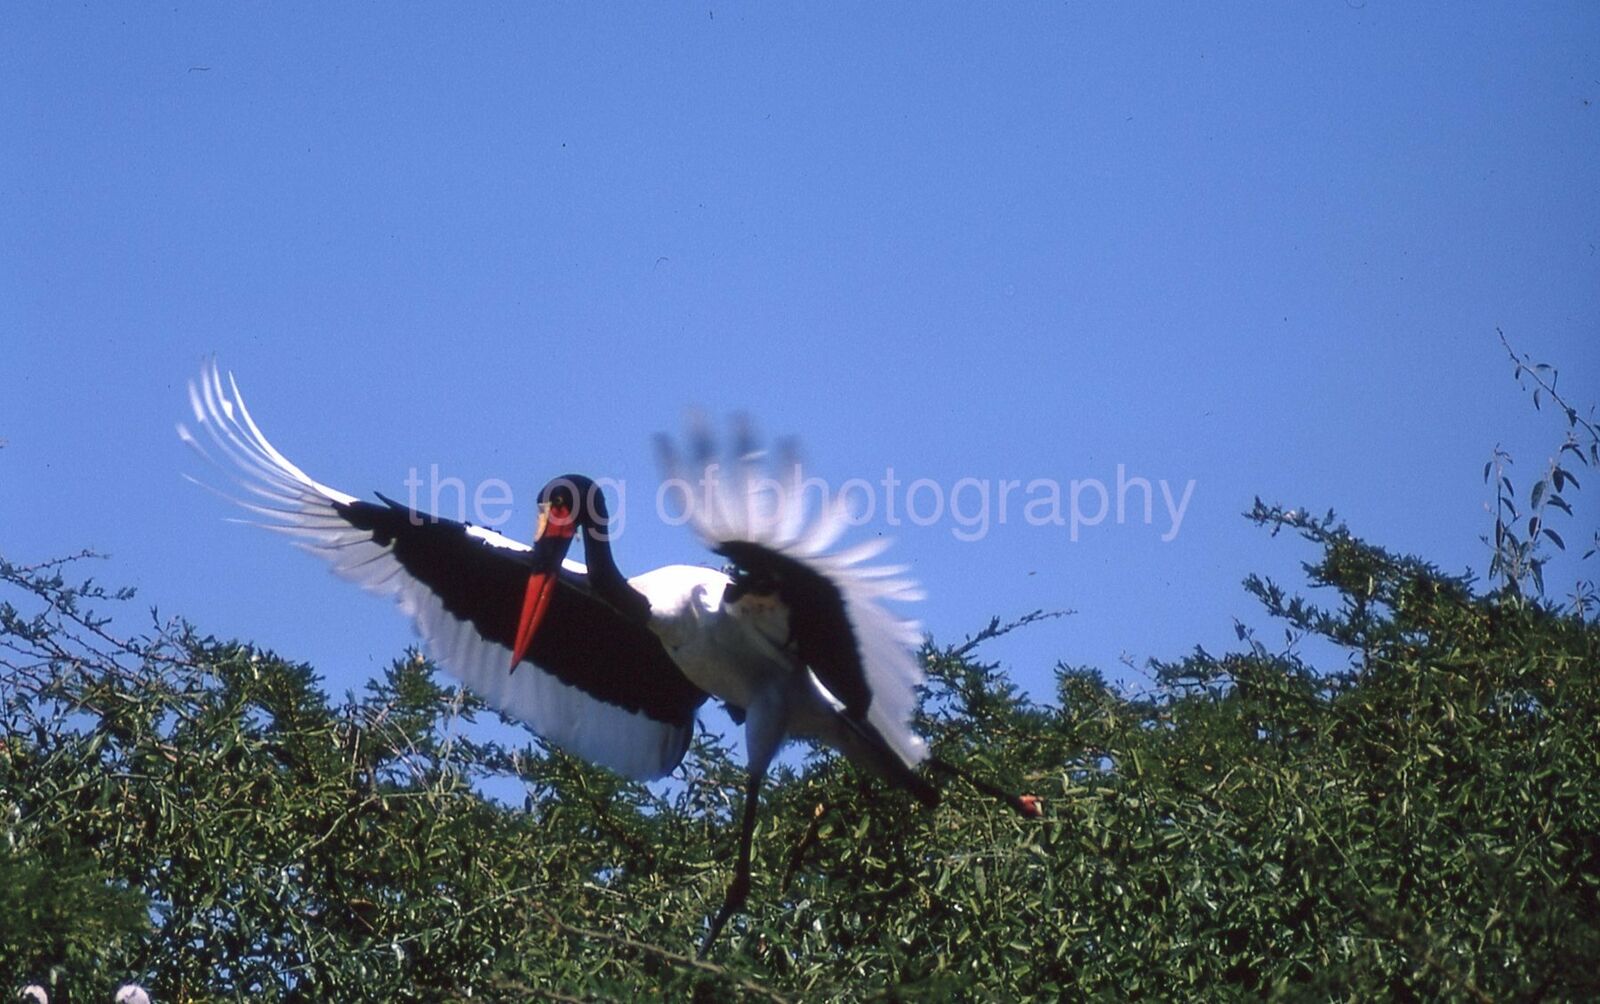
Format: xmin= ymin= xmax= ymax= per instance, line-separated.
xmin=179 ymin=362 xmax=1037 ymax=955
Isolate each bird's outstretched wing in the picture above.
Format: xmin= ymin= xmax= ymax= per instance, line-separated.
xmin=180 ymin=362 xmax=706 ymax=780
xmin=656 ymin=417 xmax=927 ymax=769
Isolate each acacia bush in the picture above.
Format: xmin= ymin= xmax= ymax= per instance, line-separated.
xmin=4 ymin=343 xmax=1598 ymax=1001
xmin=3 ymin=497 xmax=1597 ymax=1002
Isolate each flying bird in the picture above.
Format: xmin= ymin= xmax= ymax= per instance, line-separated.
xmin=179 ymin=362 xmax=1036 ymax=954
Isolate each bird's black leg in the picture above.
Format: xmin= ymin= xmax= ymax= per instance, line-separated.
xmin=929 ymin=756 xmax=1042 ymax=818
xmin=700 ymin=766 xmax=766 ymax=957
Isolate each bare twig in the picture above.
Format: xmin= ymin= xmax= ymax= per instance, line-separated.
xmin=947 ymin=609 xmax=1071 ymax=660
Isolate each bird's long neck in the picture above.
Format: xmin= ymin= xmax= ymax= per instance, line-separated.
xmin=580 ymin=524 xmax=652 ymax=624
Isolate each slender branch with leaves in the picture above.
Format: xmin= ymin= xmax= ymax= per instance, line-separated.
xmin=1486 ymin=329 xmax=1599 ymax=611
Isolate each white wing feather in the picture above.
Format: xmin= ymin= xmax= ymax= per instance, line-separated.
xmin=180 ymin=361 xmax=692 ymax=780
xmin=658 ymin=418 xmax=928 ymax=769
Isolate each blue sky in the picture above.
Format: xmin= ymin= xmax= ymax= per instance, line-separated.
xmin=4 ymin=5 xmax=1597 ymax=722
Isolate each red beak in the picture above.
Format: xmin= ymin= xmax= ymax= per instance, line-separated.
xmin=509 ymin=504 xmax=577 ymax=673
xmin=510 ymin=569 xmax=558 ymax=671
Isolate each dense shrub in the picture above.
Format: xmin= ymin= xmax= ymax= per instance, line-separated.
xmin=3 ymin=499 xmax=1596 ymax=1001
xmin=5 ymin=339 xmax=1596 ymax=999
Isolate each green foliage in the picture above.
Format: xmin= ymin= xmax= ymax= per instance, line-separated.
xmin=4 ymin=520 xmax=1597 ymax=1001
xmin=1484 ymin=330 xmax=1600 ymax=610
xmin=3 ymin=344 xmax=1598 ymax=999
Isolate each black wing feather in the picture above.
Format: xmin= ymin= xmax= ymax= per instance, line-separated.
xmin=716 ymin=539 xmax=872 ymax=719
xmin=341 ymin=496 xmax=708 ymax=725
